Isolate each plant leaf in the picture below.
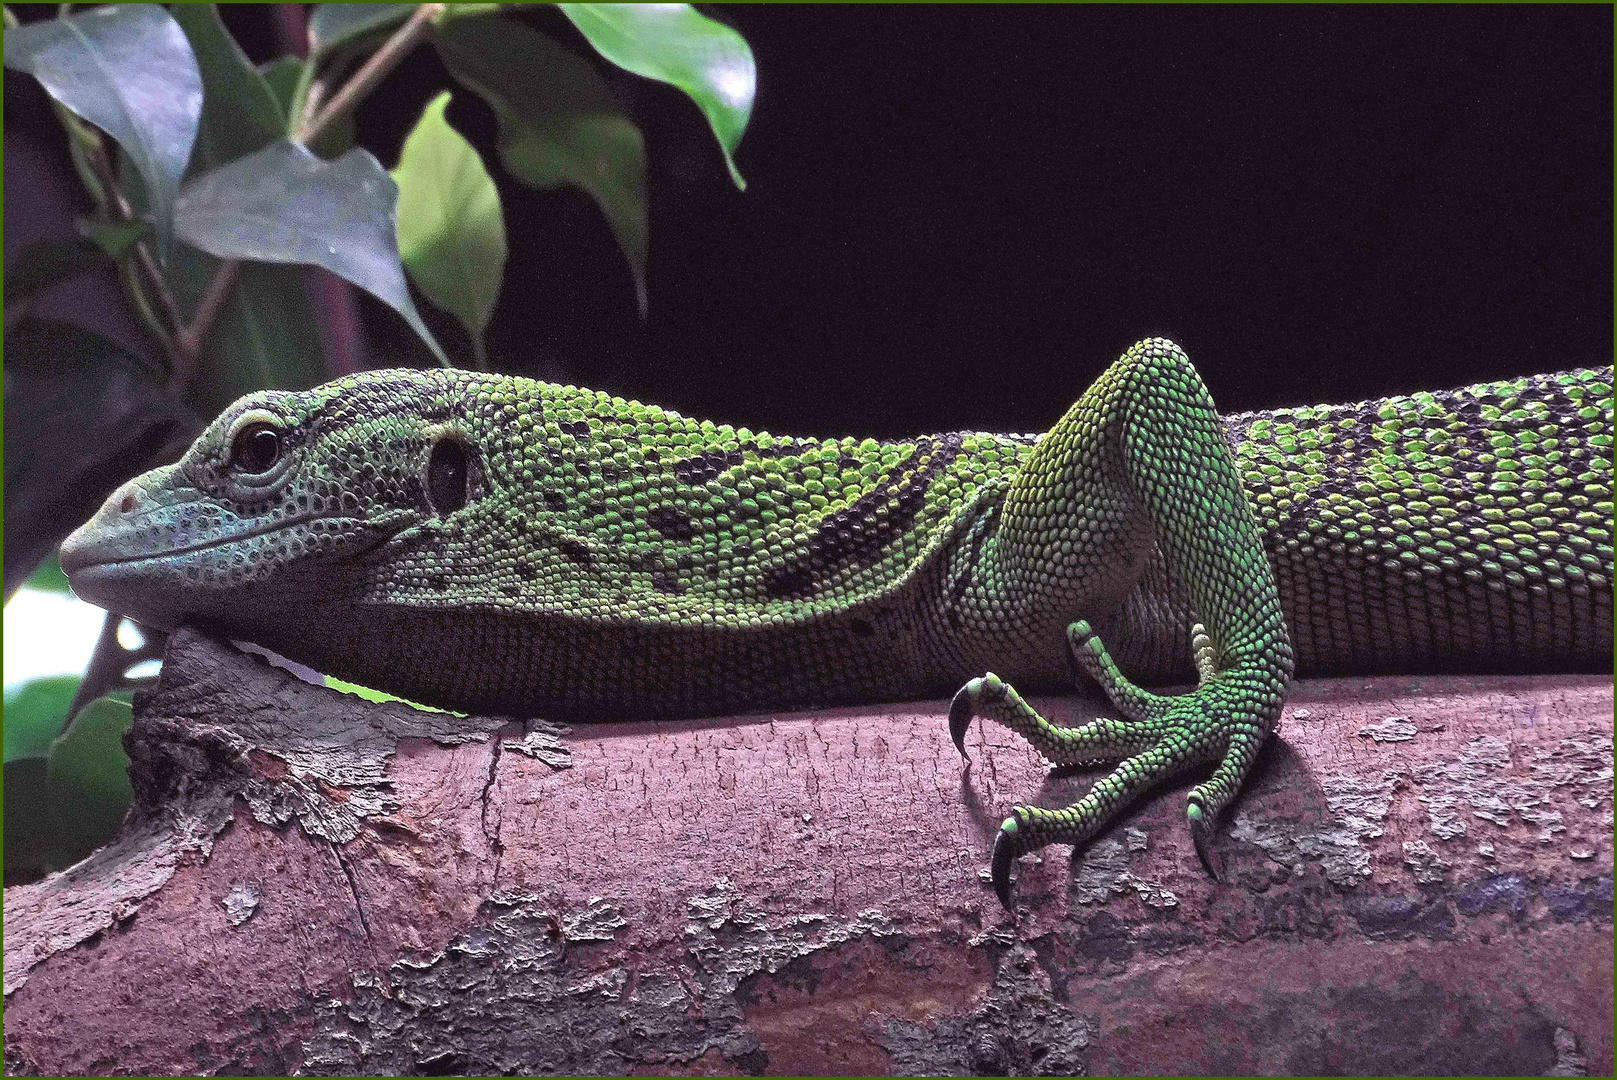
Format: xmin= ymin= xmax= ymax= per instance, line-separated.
xmin=558 ymin=2 xmax=752 ymax=190
xmin=259 ymin=55 xmax=303 ymax=119
xmin=170 ymin=2 xmax=284 ymax=169
xmin=307 ymin=2 xmax=417 ymax=57
xmin=437 ymin=15 xmax=646 ymax=311
xmin=391 ymin=91 xmax=506 ymax=362
xmin=174 ymin=138 xmax=448 ymax=365
xmin=22 ymin=553 xmax=73 ymax=595
xmin=3 ymin=757 xmax=131 ymax=885
xmin=2 ymin=320 xmax=199 ymax=599
xmin=3 ymin=3 xmax=203 ymax=257
xmin=75 ymin=216 xmax=150 ymax=257
xmin=168 ymin=247 xmax=331 ymax=416
xmin=257 ymin=54 xmax=357 ymax=159
xmin=3 ymin=675 xmax=81 ymax=764
xmin=47 ymin=695 xmax=133 ymax=803
xmin=2 ymin=236 xmax=110 ymax=315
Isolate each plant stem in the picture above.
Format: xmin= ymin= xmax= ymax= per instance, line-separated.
xmin=297 ymin=3 xmax=443 ymax=146
xmin=83 ymin=140 xmax=187 ymax=360
xmin=171 ymin=258 xmax=242 ymax=394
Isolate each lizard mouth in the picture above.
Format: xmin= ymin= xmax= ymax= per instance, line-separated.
xmin=60 ymin=511 xmax=347 ymax=575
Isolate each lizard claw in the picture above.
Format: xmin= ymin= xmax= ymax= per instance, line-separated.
xmin=948 ymin=678 xmax=979 ymax=757
xmin=990 ymin=815 xmax=1021 ymax=910
xmin=1187 ymin=799 xmax=1222 ymax=882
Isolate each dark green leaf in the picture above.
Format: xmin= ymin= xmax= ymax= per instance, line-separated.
xmin=307 ymin=2 xmax=416 ymax=57
xmin=75 ymin=216 xmax=150 ymax=257
xmin=3 ymin=4 xmax=203 ymax=257
xmin=23 ymin=552 xmax=72 ymax=595
xmin=392 ymin=91 xmax=506 ymax=362
xmin=437 ymin=16 xmax=646 ymax=311
xmin=2 ymin=236 xmax=110 ymax=314
xmin=1 ymin=220 xmax=150 ymax=316
xmin=110 ymin=127 xmax=332 ymax=407
xmin=1 ymin=320 xmax=198 ymax=599
xmin=167 ymin=247 xmax=330 ymax=416
xmin=558 ymin=2 xmax=752 ymax=190
xmin=174 ymin=138 xmax=447 ymax=364
xmin=259 ymin=55 xmax=303 ymax=120
xmin=3 ymin=675 xmax=81 ymax=763
xmin=258 ymin=55 xmax=357 ymax=158
xmin=3 ymin=757 xmax=131 ymax=885
xmin=48 ymin=695 xmax=134 ymax=803
xmin=308 ymin=98 xmax=359 ymax=162
xmin=171 ymin=3 xmax=284 ymax=169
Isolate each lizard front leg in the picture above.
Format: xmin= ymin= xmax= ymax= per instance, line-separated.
xmin=953 ymin=338 xmax=1294 ymax=909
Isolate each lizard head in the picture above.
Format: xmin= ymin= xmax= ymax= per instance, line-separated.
xmin=60 ymin=370 xmax=488 ymax=630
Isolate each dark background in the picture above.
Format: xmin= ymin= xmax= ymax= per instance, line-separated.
xmin=10 ymin=4 xmax=1613 ymax=439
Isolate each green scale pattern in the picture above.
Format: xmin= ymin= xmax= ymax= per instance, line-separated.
xmin=61 ymin=339 xmax=1614 ymax=906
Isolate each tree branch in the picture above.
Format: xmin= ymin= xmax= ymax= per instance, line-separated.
xmin=296 ymin=4 xmax=444 ymax=147
xmin=5 ymin=631 xmax=1611 ymax=1075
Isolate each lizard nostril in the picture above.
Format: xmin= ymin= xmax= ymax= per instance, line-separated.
xmin=120 ymin=494 xmax=137 ymax=514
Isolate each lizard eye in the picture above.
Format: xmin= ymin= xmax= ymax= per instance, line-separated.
xmin=230 ymin=422 xmax=282 ymax=475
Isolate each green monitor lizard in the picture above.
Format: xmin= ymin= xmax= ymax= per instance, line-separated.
xmin=60 ymin=338 xmax=1615 ymax=907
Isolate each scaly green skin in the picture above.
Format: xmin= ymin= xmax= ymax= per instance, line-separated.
xmin=61 ymin=339 xmax=1614 ymax=908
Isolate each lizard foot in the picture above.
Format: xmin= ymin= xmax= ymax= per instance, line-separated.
xmin=955 ymin=621 xmax=1279 ymax=910
xmin=949 ymin=670 xmax=1156 ymax=764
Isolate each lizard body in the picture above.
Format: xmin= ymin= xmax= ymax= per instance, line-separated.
xmin=61 ymin=340 xmax=1613 ymax=904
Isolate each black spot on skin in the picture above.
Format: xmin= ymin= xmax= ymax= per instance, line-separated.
xmin=517 ymin=562 xmax=538 ymax=580
xmin=499 ymin=583 xmax=520 ymax=597
xmin=644 ymin=448 xmax=660 ymax=463
xmin=763 ymin=565 xmax=813 ymax=599
xmin=651 ymin=570 xmax=686 ymax=595
xmin=673 ymin=448 xmax=744 ymax=485
xmin=647 ymin=506 xmax=695 ymax=540
xmin=563 ymin=420 xmax=591 ymax=439
xmin=850 ymin=619 xmax=875 ymax=637
xmin=669 ymin=438 xmax=812 ymax=487
xmin=543 ymin=490 xmax=566 ymax=511
xmin=558 ymin=538 xmax=592 ymax=566
xmin=763 ymin=433 xmax=964 ymax=599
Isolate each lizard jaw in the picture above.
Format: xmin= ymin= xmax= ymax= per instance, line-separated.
xmin=59 ymin=467 xmax=311 ymax=628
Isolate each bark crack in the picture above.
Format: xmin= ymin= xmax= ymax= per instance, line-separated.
xmin=329 ymin=840 xmax=379 ymax=968
xmin=480 ymin=735 xmax=506 ymax=890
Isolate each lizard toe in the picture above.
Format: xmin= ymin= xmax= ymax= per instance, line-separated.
xmin=948 ymin=679 xmax=980 ymax=757
xmin=991 ymin=814 xmax=1023 ymax=910
xmin=1187 ymin=798 xmax=1222 ymax=882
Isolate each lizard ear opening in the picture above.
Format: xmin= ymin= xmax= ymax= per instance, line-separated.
xmin=427 ymin=437 xmax=470 ymax=515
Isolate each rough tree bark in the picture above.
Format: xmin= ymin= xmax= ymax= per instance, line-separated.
xmin=3 ymin=629 xmax=1611 ymax=1076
